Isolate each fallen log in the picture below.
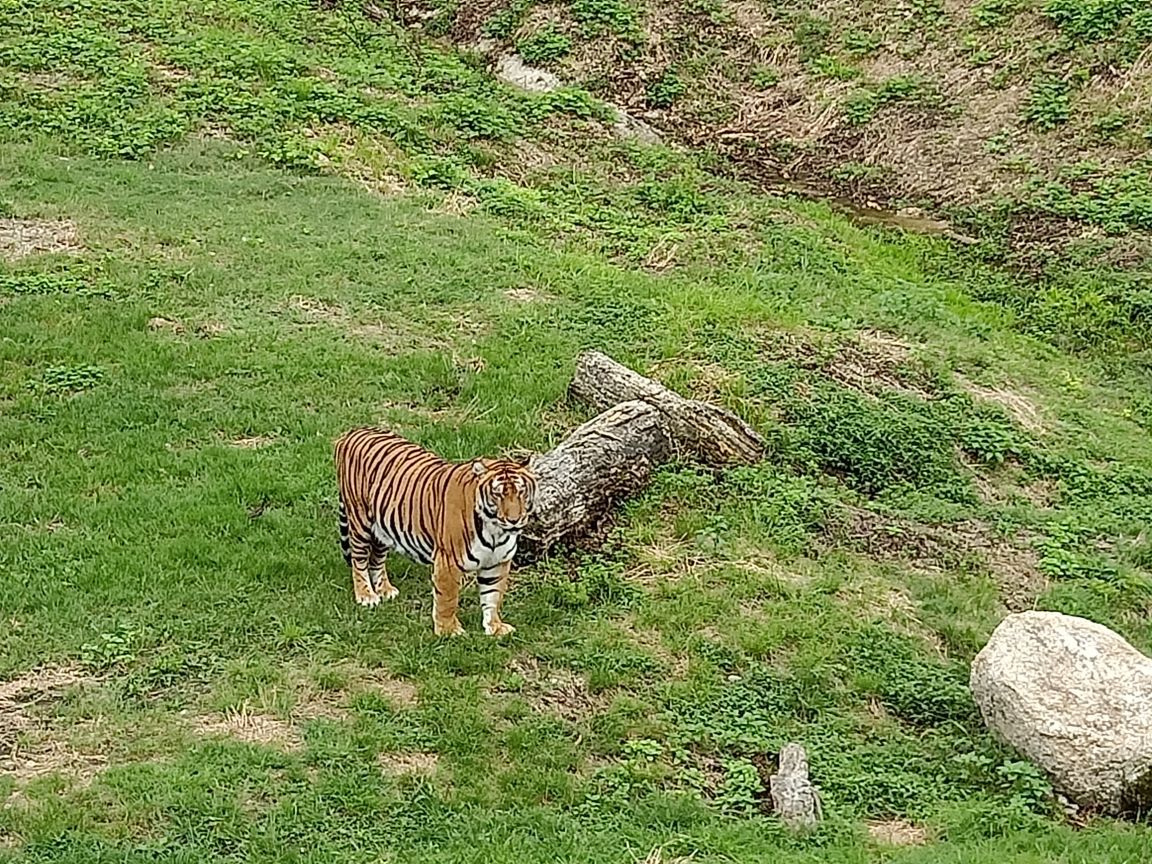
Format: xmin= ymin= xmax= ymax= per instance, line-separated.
xmin=519 ymin=400 xmax=671 ymax=560
xmin=569 ymin=350 xmax=766 ymax=465
xmin=515 ymin=351 xmax=766 ymax=558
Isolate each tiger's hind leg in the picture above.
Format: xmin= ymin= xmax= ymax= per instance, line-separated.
xmin=348 ymin=528 xmax=381 ymax=608
xmin=368 ymin=538 xmax=399 ymax=601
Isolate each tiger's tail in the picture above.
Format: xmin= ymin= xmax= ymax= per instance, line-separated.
xmin=338 ymin=495 xmax=351 ymax=566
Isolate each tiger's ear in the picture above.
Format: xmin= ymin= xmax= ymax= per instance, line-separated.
xmin=502 ymin=448 xmax=534 ymax=468
xmin=472 ymin=460 xmax=486 ymax=476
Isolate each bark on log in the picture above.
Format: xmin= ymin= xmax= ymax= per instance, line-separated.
xmin=568 ymin=350 xmax=766 ymax=466
xmin=519 ymin=400 xmax=672 ymax=560
xmin=770 ymin=743 xmax=822 ymax=830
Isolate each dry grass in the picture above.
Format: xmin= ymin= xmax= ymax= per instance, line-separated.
xmin=633 ymin=848 xmax=697 ymax=864
xmin=283 ymin=295 xmax=436 ymax=348
xmin=193 ymin=319 xmax=229 ymax=337
xmin=378 ymin=750 xmax=439 ymax=776
xmin=191 ymin=707 xmax=305 ymax=751
xmin=762 ymin=327 xmax=938 ymax=400
xmin=867 ymin=818 xmax=930 ymax=845
xmin=492 ymin=657 xmax=606 ymax=723
xmin=189 ymin=665 xmax=416 ymax=752
xmin=337 ymin=665 xmax=420 ymax=708
xmin=146 ymin=316 xmax=185 ymax=334
xmin=827 ymin=505 xmax=1047 ymax=612
xmin=957 ymin=376 xmax=1048 ymax=434
xmin=964 ymin=455 xmax=1058 ymax=508
xmin=0 ymin=218 xmax=83 ymax=260
xmin=503 ymin=286 xmax=552 ymax=303
xmin=0 ymin=666 xmax=107 ymax=796
xmin=834 ymin=573 xmax=944 ymax=651
xmin=226 ymin=435 xmax=276 ymax=449
xmin=451 ymin=0 xmax=1151 ymax=257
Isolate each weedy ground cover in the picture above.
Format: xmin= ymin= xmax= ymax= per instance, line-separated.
xmin=1 ymin=1 xmax=1150 ymax=861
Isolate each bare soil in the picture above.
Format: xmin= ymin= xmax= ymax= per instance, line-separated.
xmin=0 ymin=666 xmax=106 ymax=796
xmin=0 ymin=218 xmax=82 ymax=261
xmin=825 ymin=504 xmax=1048 ymax=612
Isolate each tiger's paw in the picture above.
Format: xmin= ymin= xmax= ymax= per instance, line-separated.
xmin=379 ymin=585 xmax=400 ymax=601
xmin=485 ymin=621 xmax=516 ymax=637
xmin=355 ymin=591 xmax=381 ymax=608
xmin=434 ymin=618 xmax=466 ymax=637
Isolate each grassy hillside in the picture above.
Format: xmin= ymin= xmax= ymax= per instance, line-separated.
xmin=449 ymin=0 xmax=1152 ymax=341
xmin=2 ymin=1 xmax=1151 ymax=861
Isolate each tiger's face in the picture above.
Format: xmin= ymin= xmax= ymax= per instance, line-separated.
xmin=473 ymin=460 xmax=536 ymax=532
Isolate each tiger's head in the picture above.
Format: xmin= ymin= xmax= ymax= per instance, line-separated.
xmin=472 ymin=459 xmax=537 ymax=532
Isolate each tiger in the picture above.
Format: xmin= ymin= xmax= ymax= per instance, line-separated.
xmin=334 ymin=426 xmax=537 ymax=637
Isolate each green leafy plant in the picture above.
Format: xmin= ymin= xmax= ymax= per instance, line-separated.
xmin=28 ymin=364 xmax=106 ymax=395
xmin=517 ymin=26 xmax=573 ymax=65
xmin=1022 ymin=76 xmax=1074 ymax=130
xmin=645 ymin=69 xmax=685 ymax=109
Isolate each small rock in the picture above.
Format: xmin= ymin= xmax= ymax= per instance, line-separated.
xmin=769 ymin=742 xmax=821 ymax=830
xmin=611 ymin=108 xmax=661 ymax=145
xmin=494 ymin=54 xmax=560 ymax=94
xmin=970 ymin=611 xmax=1152 ymax=815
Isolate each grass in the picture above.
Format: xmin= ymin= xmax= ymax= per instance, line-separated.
xmin=454 ymin=0 xmax=1152 ymax=332
xmin=2 ymin=1 xmax=1152 ymax=862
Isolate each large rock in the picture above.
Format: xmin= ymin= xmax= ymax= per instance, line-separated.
xmin=970 ymin=611 xmax=1152 ymax=814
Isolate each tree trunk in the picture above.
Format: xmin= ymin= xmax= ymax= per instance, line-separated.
xmin=568 ymin=350 xmax=766 ymax=465
xmin=519 ymin=400 xmax=672 ymax=560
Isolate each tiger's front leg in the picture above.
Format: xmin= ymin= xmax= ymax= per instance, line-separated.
xmin=479 ymin=561 xmax=514 ymax=637
xmin=431 ymin=556 xmax=465 ymax=636
xmin=349 ymin=534 xmax=381 ymax=607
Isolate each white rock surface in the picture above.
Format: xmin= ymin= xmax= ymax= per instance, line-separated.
xmin=494 ymin=55 xmax=560 ymax=93
xmin=970 ymin=611 xmax=1152 ymax=814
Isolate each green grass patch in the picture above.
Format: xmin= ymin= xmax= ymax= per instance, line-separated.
xmin=2 ymin=0 xmax=1152 ymax=861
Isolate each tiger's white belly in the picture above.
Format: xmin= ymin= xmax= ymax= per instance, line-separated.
xmin=371 ymin=520 xmax=433 ymax=565
xmin=467 ymin=521 xmax=519 ymax=572
xmin=370 ymin=517 xmax=518 ymax=571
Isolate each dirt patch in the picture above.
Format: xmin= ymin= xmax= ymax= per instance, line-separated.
xmin=0 ymin=665 xmax=106 ymax=795
xmin=0 ymin=218 xmax=83 ymax=261
xmin=147 ymin=316 xmax=185 ymax=334
xmin=867 ymin=818 xmax=929 ymax=846
xmin=764 ymin=328 xmax=937 ymax=399
xmin=227 ymin=435 xmax=276 ymax=449
xmin=503 ymin=286 xmax=551 ymax=303
xmin=826 ymin=505 xmax=1047 ymax=612
xmin=378 ymin=750 xmax=439 ymax=776
xmin=355 ymin=669 xmax=419 ymax=708
xmin=491 ymin=657 xmax=605 ymax=722
xmin=957 ymin=376 xmax=1048 ymax=434
xmin=193 ymin=320 xmax=229 ymax=336
xmin=285 ymin=295 xmax=437 ymax=349
xmin=191 ymin=708 xmax=304 ymax=752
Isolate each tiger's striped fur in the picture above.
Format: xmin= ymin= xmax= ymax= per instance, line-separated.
xmin=334 ymin=427 xmax=536 ymax=637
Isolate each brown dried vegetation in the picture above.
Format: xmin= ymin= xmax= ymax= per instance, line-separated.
xmin=825 ymin=504 xmax=1048 ymax=612
xmin=0 ymin=218 xmax=83 ymax=261
xmin=0 ymin=666 xmax=107 ymax=797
